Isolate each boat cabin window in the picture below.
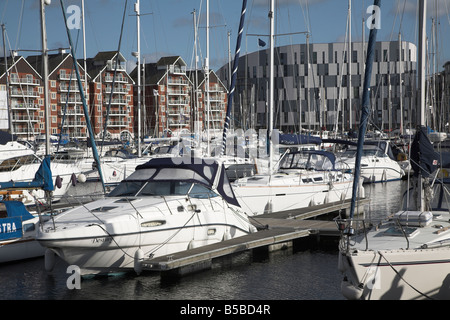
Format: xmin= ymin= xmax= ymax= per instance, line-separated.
xmin=108 ymin=167 xmax=218 ymax=198
xmin=0 ymin=155 xmax=40 ymax=172
xmin=279 ymin=153 xmax=333 ymax=171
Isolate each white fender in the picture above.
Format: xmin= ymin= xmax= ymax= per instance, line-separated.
xmin=44 ymin=249 xmax=56 ymax=272
xmin=77 ymin=173 xmax=86 ymax=183
xmin=134 ymin=248 xmax=144 ymax=275
xmin=188 ymin=239 xmax=197 ymax=249
xmin=341 ymin=278 xmax=363 ymax=300
xmin=223 ymin=230 xmax=232 ymax=241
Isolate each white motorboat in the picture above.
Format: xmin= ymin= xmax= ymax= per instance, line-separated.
xmin=0 ymin=152 xmax=81 ymax=204
xmin=37 ymin=156 xmax=257 ymax=276
xmin=232 ymin=150 xmax=361 ymax=215
xmin=336 ymin=140 xmax=405 ymax=183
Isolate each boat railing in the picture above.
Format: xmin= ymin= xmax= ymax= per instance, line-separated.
xmin=335 ymin=215 xmax=413 ymax=251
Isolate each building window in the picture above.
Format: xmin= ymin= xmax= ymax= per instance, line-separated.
xmin=51 ymin=80 xmax=56 ymax=87
xmin=352 ymin=50 xmax=358 ymax=63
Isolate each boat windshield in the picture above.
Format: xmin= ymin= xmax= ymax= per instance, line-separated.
xmin=107 ymin=167 xmax=218 ymax=198
xmin=279 ymin=152 xmax=334 ymax=171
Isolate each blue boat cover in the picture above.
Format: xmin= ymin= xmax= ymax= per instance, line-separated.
xmin=278 ymin=134 xmax=322 ymax=145
xmin=0 ymin=201 xmax=34 ymax=241
xmin=135 ymin=157 xmax=241 ymax=207
xmin=0 ymin=156 xmax=54 ymax=191
xmin=411 ymin=126 xmax=440 ymax=178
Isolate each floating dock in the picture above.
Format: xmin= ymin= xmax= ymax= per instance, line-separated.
xmin=141 ymin=198 xmax=369 ymax=277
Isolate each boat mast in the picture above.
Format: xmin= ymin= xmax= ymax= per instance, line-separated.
xmin=1 ymin=24 xmax=12 ymax=136
xmin=268 ymin=0 xmax=274 ymax=173
xmin=417 ymin=0 xmax=427 ymax=211
xmin=206 ymin=0 xmax=210 ymax=155
xmin=348 ymin=0 xmax=380 ymax=221
xmin=136 ymin=0 xmax=142 ymax=157
xmin=40 ymin=0 xmax=51 ymax=156
xmin=348 ymin=0 xmax=352 ymax=131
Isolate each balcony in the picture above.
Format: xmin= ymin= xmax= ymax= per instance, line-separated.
xmin=60 ymin=97 xmax=82 ymax=104
xmin=106 ymin=120 xmax=128 ymax=127
xmin=168 ymin=98 xmax=189 ymax=106
xmin=65 ymin=121 xmax=85 ymax=127
xmin=9 ymin=77 xmax=40 ymax=86
xmin=59 ymin=73 xmax=86 ymax=81
xmin=10 ymin=103 xmax=40 ymax=110
xmin=167 ymin=89 xmax=188 ymax=96
xmin=59 ymin=84 xmax=82 ymax=92
xmin=168 ymin=77 xmax=189 ymax=86
xmin=10 ymin=89 xmax=39 ymax=98
xmin=11 ymin=115 xmax=39 ymax=122
xmin=105 ymin=86 xmax=128 ymax=94
xmin=104 ymin=98 xmax=128 ymax=105
xmin=104 ymin=75 xmax=128 ymax=83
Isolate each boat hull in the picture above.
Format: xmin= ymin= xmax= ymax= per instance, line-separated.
xmin=339 ymin=248 xmax=450 ymax=300
xmin=233 ymin=174 xmax=358 ymax=215
xmin=40 ymin=220 xmax=250 ymax=275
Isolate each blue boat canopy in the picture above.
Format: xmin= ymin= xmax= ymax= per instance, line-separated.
xmin=0 ymin=201 xmax=35 ymax=241
xmin=132 ymin=157 xmax=241 ymax=207
xmin=278 ymin=134 xmax=322 ymax=145
xmin=0 ymin=156 xmax=54 ymax=191
xmin=1 ymin=201 xmax=34 ymax=221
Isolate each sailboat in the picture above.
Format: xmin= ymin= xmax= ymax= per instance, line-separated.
xmin=337 ymin=0 xmax=450 ymax=300
xmin=231 ymin=0 xmax=361 ymax=216
xmin=0 ymin=19 xmax=81 ymax=204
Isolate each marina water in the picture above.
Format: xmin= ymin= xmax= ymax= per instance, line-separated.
xmin=0 ymin=180 xmax=407 ymax=300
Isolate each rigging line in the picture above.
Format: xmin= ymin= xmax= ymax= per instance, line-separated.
xmin=377 ymin=251 xmax=435 ymax=300
xmin=14 ymin=0 xmax=24 ymax=51
xmin=398 ymin=0 xmax=408 ymax=34
xmin=0 ymin=0 xmax=8 ymax=24
xmin=101 ymin=0 xmax=128 ymax=154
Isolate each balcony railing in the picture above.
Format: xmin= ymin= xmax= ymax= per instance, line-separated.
xmin=10 ymin=89 xmax=39 ymax=97
xmin=10 ymin=103 xmax=40 ymax=110
xmin=10 ymin=77 xmax=40 ymax=85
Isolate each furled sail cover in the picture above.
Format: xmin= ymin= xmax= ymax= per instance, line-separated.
xmin=135 ymin=157 xmax=241 ymax=207
xmin=411 ymin=126 xmax=440 ymax=178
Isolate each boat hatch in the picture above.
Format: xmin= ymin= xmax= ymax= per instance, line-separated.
xmin=141 ymin=220 xmax=166 ymax=227
xmin=383 ymin=226 xmax=419 ymax=238
xmin=114 ymin=198 xmax=138 ymax=203
xmin=91 ymin=206 xmax=118 ymax=212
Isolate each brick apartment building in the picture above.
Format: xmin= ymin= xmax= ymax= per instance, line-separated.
xmin=84 ymin=51 xmax=134 ymax=140
xmin=131 ymin=56 xmax=228 ymax=138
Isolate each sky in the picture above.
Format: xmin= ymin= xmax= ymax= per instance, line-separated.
xmin=1 ymin=0 xmax=450 ymax=74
